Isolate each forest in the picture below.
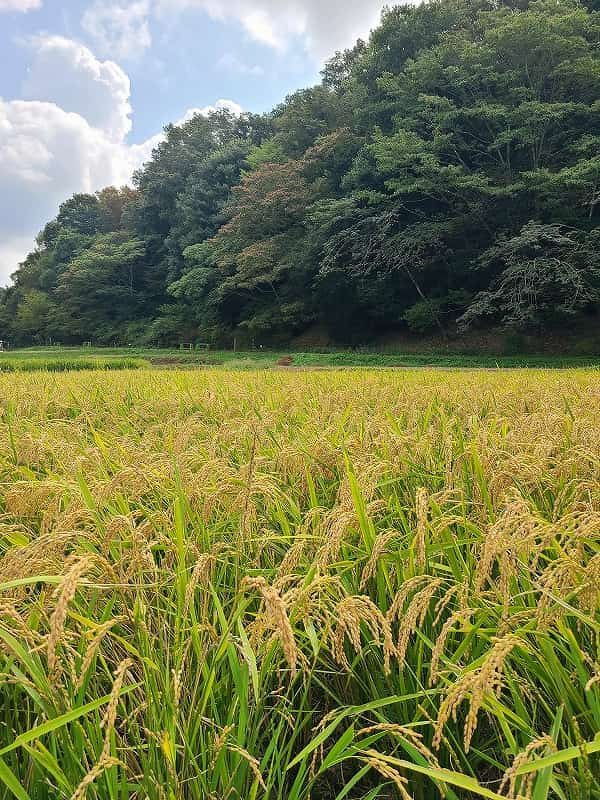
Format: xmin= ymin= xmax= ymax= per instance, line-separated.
xmin=2 ymin=0 xmax=600 ymax=348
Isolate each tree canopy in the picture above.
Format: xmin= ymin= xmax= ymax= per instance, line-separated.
xmin=3 ymin=0 xmax=600 ymax=347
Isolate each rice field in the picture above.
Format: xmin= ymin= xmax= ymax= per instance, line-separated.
xmin=0 ymin=368 xmax=599 ymax=800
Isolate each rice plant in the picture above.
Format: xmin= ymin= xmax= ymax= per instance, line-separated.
xmin=0 ymin=357 xmax=147 ymax=373
xmin=0 ymin=368 xmax=598 ymax=799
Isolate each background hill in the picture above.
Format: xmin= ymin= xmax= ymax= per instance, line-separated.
xmin=2 ymin=0 xmax=600 ymax=351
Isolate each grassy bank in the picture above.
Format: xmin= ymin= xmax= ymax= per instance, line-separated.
xmin=4 ymin=345 xmax=600 ymax=370
xmin=0 ymin=369 xmax=598 ymax=799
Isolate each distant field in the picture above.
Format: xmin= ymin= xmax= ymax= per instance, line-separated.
xmin=4 ymin=345 xmax=600 ymax=370
xmin=0 ymin=355 xmax=147 ymax=372
xmin=0 ymin=368 xmax=599 ymax=799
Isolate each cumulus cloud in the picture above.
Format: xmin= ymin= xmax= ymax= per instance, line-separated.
xmin=0 ymin=0 xmax=41 ymax=11
xmin=22 ymin=35 xmax=132 ymax=141
xmin=0 ymin=98 xmax=136 ymax=282
xmin=0 ymin=29 xmax=242 ymax=285
xmin=82 ymin=0 xmax=152 ymax=61
xmin=181 ymin=98 xmax=243 ymax=119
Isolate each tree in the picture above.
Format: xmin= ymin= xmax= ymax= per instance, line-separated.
xmin=3 ymin=0 xmax=600 ymax=346
xmin=169 ymin=129 xmax=358 ymax=341
xmin=170 ymin=156 xmax=315 ymax=340
xmin=96 ymin=186 xmax=139 ymax=231
xmin=13 ymin=290 xmax=58 ymax=343
xmin=460 ymin=223 xmax=600 ymax=329
xmin=54 ymin=233 xmax=148 ymax=342
xmin=55 ymin=194 xmax=103 ymax=236
xmin=311 ymin=0 xmax=600 ymax=337
xmin=272 ymin=86 xmax=352 ymax=158
xmin=164 ymin=140 xmax=252 ymax=283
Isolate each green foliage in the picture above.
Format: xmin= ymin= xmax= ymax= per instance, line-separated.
xmin=8 ymin=345 xmax=600 ymax=369
xmin=14 ymin=290 xmax=57 ymax=343
xmin=460 ymin=223 xmax=600 ymax=329
xmin=402 ymin=298 xmax=446 ymax=333
xmin=404 ymin=291 xmax=472 ymax=334
xmin=3 ymin=0 xmax=600 ymax=345
xmin=245 ymin=139 xmax=288 ymax=171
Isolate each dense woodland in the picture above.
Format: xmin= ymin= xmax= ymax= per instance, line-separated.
xmin=2 ymin=0 xmax=600 ymax=347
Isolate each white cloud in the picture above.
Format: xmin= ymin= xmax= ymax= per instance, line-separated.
xmin=0 ymin=236 xmax=35 ymax=284
xmin=22 ymin=35 xmax=132 ymax=141
xmin=181 ymin=98 xmax=243 ymax=120
xmin=82 ymin=0 xmax=385 ymax=64
xmin=155 ymin=0 xmax=386 ymax=62
xmin=218 ymin=53 xmax=264 ymax=76
xmin=0 ymin=0 xmax=41 ymax=11
xmin=82 ymin=0 xmax=152 ymax=61
xmin=0 ymin=28 xmax=242 ymax=285
xmin=127 ymin=132 xmax=164 ymax=168
xmin=0 ymin=98 xmax=136 ymax=282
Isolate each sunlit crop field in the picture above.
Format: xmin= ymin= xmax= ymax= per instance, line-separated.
xmin=1 ymin=369 xmax=599 ymax=800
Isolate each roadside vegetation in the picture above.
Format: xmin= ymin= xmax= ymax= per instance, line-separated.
xmin=4 ymin=346 xmax=600 ymax=371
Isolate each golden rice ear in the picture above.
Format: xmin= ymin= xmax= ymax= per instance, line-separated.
xmin=71 ymin=658 xmax=134 ymax=800
xmin=47 ymin=556 xmax=95 ymax=683
xmin=395 ymin=578 xmax=442 ymax=669
xmin=70 ymin=756 xmax=121 ymax=800
xmin=100 ymin=659 xmax=135 ymax=751
xmin=430 ymin=609 xmax=475 ymax=687
xmin=414 ymin=487 xmax=429 ymax=572
xmin=75 ymin=617 xmax=125 ymax=692
xmin=2 ymin=367 xmax=600 ymax=799
xmin=500 ymin=735 xmax=557 ymax=800
xmin=362 ymin=752 xmax=413 ymax=800
xmin=433 ymin=634 xmax=521 ymax=753
xmin=242 ymin=576 xmax=299 ymax=677
xmin=330 ymin=595 xmax=396 ymax=674
xmin=360 ymin=529 xmax=398 ymax=589
xmin=183 ymin=552 xmax=216 ymax=618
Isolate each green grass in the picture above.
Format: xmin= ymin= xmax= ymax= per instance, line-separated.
xmin=4 ymin=345 xmax=600 ymax=371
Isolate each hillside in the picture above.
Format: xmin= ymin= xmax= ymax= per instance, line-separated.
xmin=2 ymin=0 xmax=600 ymax=349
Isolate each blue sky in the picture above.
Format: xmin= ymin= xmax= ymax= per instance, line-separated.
xmin=0 ymin=0 xmax=322 ymax=141
xmin=0 ymin=0 xmax=388 ymax=283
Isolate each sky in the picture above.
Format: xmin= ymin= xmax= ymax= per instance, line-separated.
xmin=0 ymin=0 xmax=389 ymax=285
